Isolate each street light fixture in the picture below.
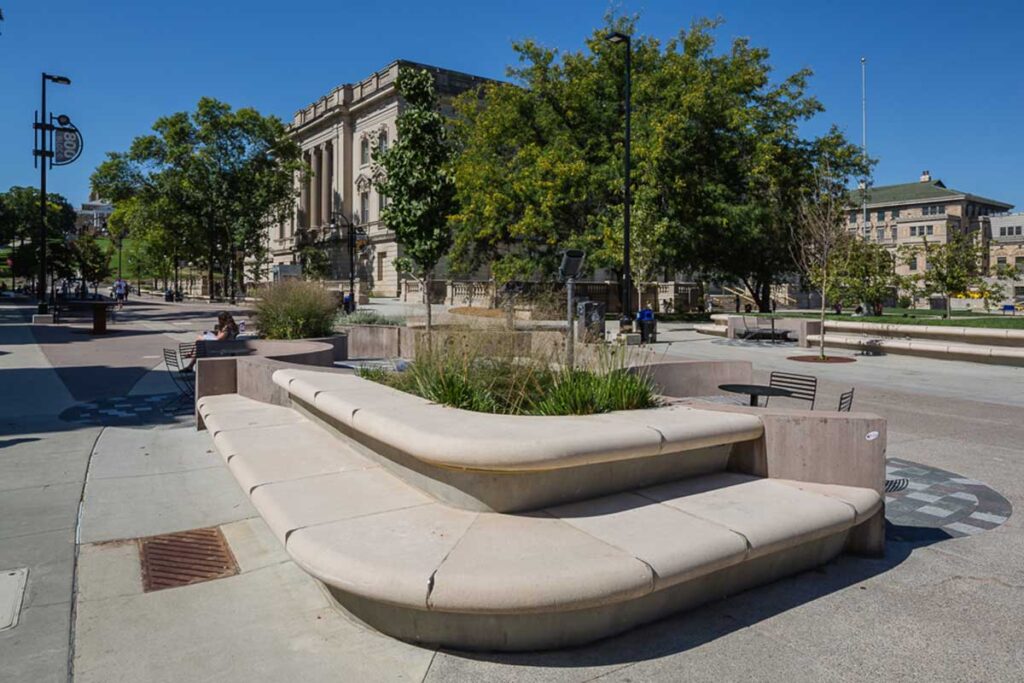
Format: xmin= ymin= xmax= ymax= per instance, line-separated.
xmin=34 ymin=72 xmax=72 ymax=313
xmin=329 ymin=210 xmax=362 ymax=313
xmin=605 ymin=32 xmax=633 ymax=330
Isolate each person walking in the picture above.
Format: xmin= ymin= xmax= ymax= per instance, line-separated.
xmin=113 ymin=277 xmax=128 ymax=310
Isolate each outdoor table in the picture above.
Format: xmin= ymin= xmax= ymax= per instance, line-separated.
xmin=718 ymin=383 xmax=793 ymax=407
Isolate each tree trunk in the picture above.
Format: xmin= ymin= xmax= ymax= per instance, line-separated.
xmin=207 ymin=244 xmax=215 ymax=302
xmin=423 ymin=271 xmax=433 ymax=354
xmin=946 ymin=292 xmax=952 ymax=319
xmin=818 ymin=262 xmax=828 ymax=360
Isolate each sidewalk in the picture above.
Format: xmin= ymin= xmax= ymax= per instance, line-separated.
xmin=3 ymin=301 xmax=1024 ymax=681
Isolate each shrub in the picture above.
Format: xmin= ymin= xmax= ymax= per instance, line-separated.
xmin=897 ymin=295 xmax=914 ymax=310
xmin=358 ymin=330 xmax=659 ymax=415
xmin=336 ymin=310 xmax=406 ymax=327
xmin=254 ymin=280 xmax=338 ymax=339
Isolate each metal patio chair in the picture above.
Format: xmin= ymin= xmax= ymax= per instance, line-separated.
xmin=163 ymin=348 xmax=195 ymax=411
xmin=837 ymin=388 xmax=855 ymax=412
xmin=766 ymin=371 xmax=817 ymax=409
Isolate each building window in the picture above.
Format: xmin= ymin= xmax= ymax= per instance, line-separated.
xmin=849 ymin=212 xmax=857 ymax=224
xmin=997 ymin=256 xmax=1007 ymax=266
xmin=378 ymin=130 xmax=388 ymax=154
xmin=377 ymin=251 xmax=387 ymax=281
xmin=876 ymin=210 xmax=885 ymax=221
xmin=876 ymin=228 xmax=885 ymax=241
xmin=360 ymin=191 xmax=370 ymax=223
xmin=926 ymin=225 xmax=934 ymax=235
xmin=1017 ymin=226 xmax=1023 ymax=236
xmin=909 ymin=257 xmax=918 ymax=271
xmin=910 ymin=226 xmax=917 ymax=237
xmin=891 ymin=227 xmax=898 ymax=241
xmin=360 ymin=137 xmax=370 ymax=165
xmin=892 ymin=208 xmax=900 ymax=219
xmin=378 ymin=192 xmax=387 ymax=214
xmin=1001 ymin=226 xmax=1008 ymax=236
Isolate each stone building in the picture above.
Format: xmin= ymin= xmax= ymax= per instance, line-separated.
xmin=989 ymin=212 xmax=1024 ymax=271
xmin=847 ymin=171 xmax=1013 ymax=276
xmin=268 ymin=60 xmax=490 ymax=297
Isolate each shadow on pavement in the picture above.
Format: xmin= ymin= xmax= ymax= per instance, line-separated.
xmin=436 ymin=530 xmax=947 ymax=668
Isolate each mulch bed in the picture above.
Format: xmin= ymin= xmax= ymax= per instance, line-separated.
xmin=787 ymin=355 xmax=857 ymax=363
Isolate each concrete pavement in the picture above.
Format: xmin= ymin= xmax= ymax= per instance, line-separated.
xmin=3 ymin=299 xmax=1024 ymax=681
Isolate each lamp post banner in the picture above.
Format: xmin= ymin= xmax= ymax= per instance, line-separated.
xmin=53 ymin=126 xmax=83 ymax=165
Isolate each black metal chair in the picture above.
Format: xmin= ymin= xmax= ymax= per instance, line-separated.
xmin=163 ymin=348 xmax=195 ymax=410
xmin=885 ymin=478 xmax=909 ymax=493
xmin=837 ymin=388 xmax=855 ymax=412
xmin=766 ymin=371 xmax=817 ymax=409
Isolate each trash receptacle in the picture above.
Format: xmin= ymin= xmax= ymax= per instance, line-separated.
xmin=636 ymin=307 xmax=656 ymax=343
xmin=91 ymin=302 xmax=108 ymax=334
xmin=638 ymin=318 xmax=657 ymax=343
xmin=164 ymin=289 xmax=174 ymax=302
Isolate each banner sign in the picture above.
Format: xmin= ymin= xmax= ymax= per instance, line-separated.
xmin=53 ymin=126 xmax=83 ymax=165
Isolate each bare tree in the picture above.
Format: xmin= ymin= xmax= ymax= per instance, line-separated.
xmin=791 ymin=166 xmax=852 ymax=360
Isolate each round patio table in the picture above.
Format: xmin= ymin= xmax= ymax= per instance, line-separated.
xmin=718 ymin=383 xmax=793 ymax=407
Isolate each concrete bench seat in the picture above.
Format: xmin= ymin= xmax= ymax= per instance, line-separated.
xmin=269 ymin=369 xmax=766 ymax=512
xmin=809 ymin=333 xmax=1024 ymax=367
xmin=198 ymin=392 xmax=882 ymax=650
xmin=273 ymin=369 xmax=764 ymax=471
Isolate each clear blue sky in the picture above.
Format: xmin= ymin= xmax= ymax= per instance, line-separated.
xmin=2 ymin=0 xmax=1022 ymax=209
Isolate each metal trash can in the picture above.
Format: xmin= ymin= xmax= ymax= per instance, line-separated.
xmin=638 ymin=318 xmax=657 ymax=343
xmin=576 ymin=301 xmax=606 ymax=343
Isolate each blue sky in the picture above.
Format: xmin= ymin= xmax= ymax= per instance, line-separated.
xmin=2 ymin=0 xmax=1022 ymax=209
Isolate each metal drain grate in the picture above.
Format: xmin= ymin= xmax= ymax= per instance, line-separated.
xmin=139 ymin=527 xmax=238 ymax=592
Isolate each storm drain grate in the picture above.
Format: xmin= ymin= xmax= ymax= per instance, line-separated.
xmin=139 ymin=527 xmax=238 ymax=592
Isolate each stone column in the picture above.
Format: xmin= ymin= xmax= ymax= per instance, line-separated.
xmin=321 ymin=142 xmax=332 ymax=223
xmin=299 ymin=154 xmax=311 ymax=230
xmin=310 ymin=146 xmax=322 ymax=228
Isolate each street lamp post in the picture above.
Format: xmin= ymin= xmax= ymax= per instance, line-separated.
xmin=329 ymin=210 xmax=359 ymax=313
xmin=606 ymin=32 xmax=633 ymax=329
xmin=34 ymin=72 xmax=72 ymax=314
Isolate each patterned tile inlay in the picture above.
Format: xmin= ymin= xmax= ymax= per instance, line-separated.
xmin=59 ymin=393 xmax=193 ymax=426
xmin=885 ymin=458 xmax=1012 ymax=540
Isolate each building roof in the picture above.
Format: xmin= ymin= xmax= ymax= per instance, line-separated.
xmin=850 ymin=179 xmax=1013 ymax=210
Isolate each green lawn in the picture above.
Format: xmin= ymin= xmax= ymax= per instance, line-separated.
xmin=755 ymin=310 xmax=1024 ymax=329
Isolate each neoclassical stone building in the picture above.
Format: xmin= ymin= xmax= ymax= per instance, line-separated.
xmin=268 ymin=60 xmax=489 ymax=296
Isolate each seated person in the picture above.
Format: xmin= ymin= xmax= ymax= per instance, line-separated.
xmin=183 ymin=312 xmax=239 ymax=371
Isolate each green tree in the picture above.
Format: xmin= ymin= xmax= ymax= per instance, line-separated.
xmin=835 ymin=239 xmax=898 ymax=315
xmin=791 ymin=163 xmax=853 ymax=359
xmin=74 ymin=234 xmax=113 ymax=293
xmin=91 ymin=98 xmax=303 ymax=301
xmin=451 ymin=17 xmax=868 ymax=310
xmin=0 ymin=187 xmax=78 ymax=290
xmin=372 ymin=67 xmax=458 ymax=340
xmin=900 ymin=231 xmax=1003 ymax=316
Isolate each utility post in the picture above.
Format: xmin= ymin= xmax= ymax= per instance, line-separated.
xmin=560 ymin=249 xmax=585 ymax=370
xmin=32 ymin=72 xmax=77 ymax=314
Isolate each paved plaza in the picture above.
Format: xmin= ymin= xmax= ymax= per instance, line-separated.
xmin=1 ymin=297 xmax=1022 ymax=682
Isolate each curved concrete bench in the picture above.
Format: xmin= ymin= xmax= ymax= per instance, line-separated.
xmin=810 ymin=333 xmax=1024 ymax=367
xmin=270 ymin=369 xmax=764 ymax=512
xmin=198 ymin=392 xmax=882 ymax=651
xmin=825 ymin=320 xmax=1024 ymax=347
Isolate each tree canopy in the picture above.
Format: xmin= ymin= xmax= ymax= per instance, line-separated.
xmin=451 ymin=16 xmax=869 ymax=308
xmin=372 ymin=67 xmax=459 ymax=336
xmin=91 ymin=97 xmax=303 ymax=299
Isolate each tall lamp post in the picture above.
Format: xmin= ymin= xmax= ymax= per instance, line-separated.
xmin=329 ymin=210 xmax=362 ymax=313
xmin=34 ymin=72 xmax=72 ymax=314
xmin=606 ymin=31 xmax=633 ymax=328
